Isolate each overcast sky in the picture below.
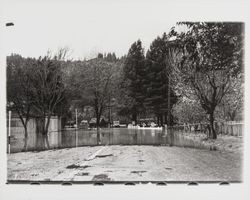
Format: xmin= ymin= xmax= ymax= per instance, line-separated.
xmin=1 ymin=0 xmax=179 ymax=60
xmin=1 ymin=0 xmax=248 ymax=60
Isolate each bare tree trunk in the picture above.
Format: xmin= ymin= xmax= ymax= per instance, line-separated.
xmin=35 ymin=118 xmax=45 ymax=150
xmin=132 ymin=112 xmax=137 ymax=125
xmin=164 ymin=113 xmax=167 ymax=125
xmin=44 ymin=115 xmax=51 ymax=149
xmin=23 ymin=125 xmax=28 ymax=151
xmin=228 ymin=110 xmax=237 ymax=121
xmin=96 ymin=115 xmax=101 ymax=145
xmin=45 ymin=134 xmax=50 ymax=149
xmin=209 ymin=112 xmax=217 ymax=139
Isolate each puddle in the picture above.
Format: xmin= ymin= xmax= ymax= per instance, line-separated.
xmin=92 ymin=174 xmax=111 ymax=181
xmin=131 ymin=170 xmax=147 ymax=176
xmin=95 ymin=154 xmax=113 ymax=158
xmin=57 ymin=170 xmax=63 ymax=174
xmin=66 ymin=164 xmax=91 ymax=169
xmin=76 ymin=172 xmax=89 ymax=176
xmin=139 ymin=160 xmax=145 ymax=162
xmin=131 ymin=170 xmax=147 ymax=173
xmin=31 ymin=173 xmax=38 ymax=176
xmin=165 ymin=167 xmax=173 ymax=170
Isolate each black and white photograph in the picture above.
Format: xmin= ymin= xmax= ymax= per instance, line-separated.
xmin=0 ymin=0 xmax=250 ymax=199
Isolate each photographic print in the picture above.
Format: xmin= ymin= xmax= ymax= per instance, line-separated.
xmin=3 ymin=1 xmax=244 ymax=184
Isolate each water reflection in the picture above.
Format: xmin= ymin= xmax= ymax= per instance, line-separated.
xmin=60 ymin=128 xmax=167 ymax=148
xmin=9 ymin=128 xmax=168 ymax=153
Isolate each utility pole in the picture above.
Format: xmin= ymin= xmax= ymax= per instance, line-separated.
xmin=75 ymin=108 xmax=78 ymax=129
xmin=75 ymin=109 xmax=78 ymax=147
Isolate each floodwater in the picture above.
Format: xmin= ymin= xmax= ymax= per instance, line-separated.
xmin=9 ymin=128 xmax=168 ymax=153
xmin=61 ymin=128 xmax=168 ymax=148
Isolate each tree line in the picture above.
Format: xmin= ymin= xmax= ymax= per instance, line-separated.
xmin=118 ymin=22 xmax=243 ymax=139
xmin=7 ymin=22 xmax=244 ymax=151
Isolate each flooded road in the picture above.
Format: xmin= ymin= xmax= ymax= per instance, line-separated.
xmin=61 ymin=128 xmax=167 ymax=148
xmin=10 ymin=128 xmax=168 ymax=153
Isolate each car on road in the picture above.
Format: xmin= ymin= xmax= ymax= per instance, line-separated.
xmin=113 ymin=121 xmax=120 ymax=128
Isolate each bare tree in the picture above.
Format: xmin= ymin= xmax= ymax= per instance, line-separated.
xmin=72 ymin=59 xmax=115 ymax=144
xmin=7 ymin=55 xmax=34 ymax=151
xmin=29 ymin=52 xmax=66 ymax=149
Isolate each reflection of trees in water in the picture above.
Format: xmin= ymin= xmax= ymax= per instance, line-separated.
xmin=58 ymin=128 xmax=167 ymax=148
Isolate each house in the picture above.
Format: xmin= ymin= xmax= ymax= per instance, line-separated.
xmin=89 ymin=116 xmax=108 ymax=128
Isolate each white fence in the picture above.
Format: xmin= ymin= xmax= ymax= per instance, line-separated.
xmin=7 ymin=116 xmax=61 ymax=153
xmin=174 ymin=121 xmax=243 ymax=137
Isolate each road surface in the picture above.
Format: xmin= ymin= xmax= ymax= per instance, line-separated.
xmin=7 ymin=145 xmax=242 ymax=182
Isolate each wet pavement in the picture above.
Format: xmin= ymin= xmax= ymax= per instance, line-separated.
xmin=7 ymin=145 xmax=242 ymax=182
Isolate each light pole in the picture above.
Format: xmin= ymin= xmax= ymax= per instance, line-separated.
xmin=75 ymin=108 xmax=78 ymax=129
xmin=6 ymin=22 xmax=14 ymax=154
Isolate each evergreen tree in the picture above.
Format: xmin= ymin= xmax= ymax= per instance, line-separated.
xmin=123 ymin=39 xmax=146 ymax=123
xmin=105 ymin=52 xmax=117 ymax=62
xmin=144 ymin=33 xmax=177 ymax=126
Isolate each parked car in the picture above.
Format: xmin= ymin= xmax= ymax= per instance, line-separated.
xmin=113 ymin=121 xmax=120 ymax=128
xmin=79 ymin=120 xmax=88 ymax=129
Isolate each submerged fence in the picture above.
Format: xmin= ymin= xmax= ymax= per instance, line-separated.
xmin=7 ymin=116 xmax=61 ymax=153
xmin=171 ymin=121 xmax=243 ymax=137
xmin=163 ymin=121 xmax=243 ymax=150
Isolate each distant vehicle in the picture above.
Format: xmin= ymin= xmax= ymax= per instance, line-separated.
xmin=119 ymin=124 xmax=127 ymax=128
xmin=150 ymin=122 xmax=157 ymax=127
xmin=113 ymin=121 xmax=120 ymax=128
xmin=64 ymin=120 xmax=76 ymax=129
xmin=79 ymin=120 xmax=88 ymax=129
